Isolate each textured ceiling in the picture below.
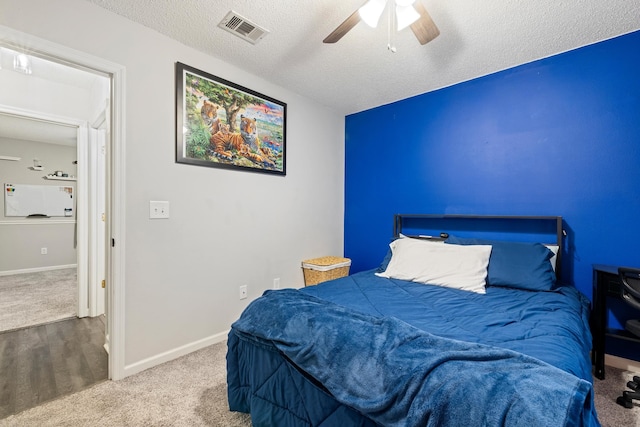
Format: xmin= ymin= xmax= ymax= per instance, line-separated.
xmin=85 ymin=0 xmax=640 ymax=115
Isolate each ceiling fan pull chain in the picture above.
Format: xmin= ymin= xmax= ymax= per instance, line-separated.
xmin=387 ymin=2 xmax=397 ymax=53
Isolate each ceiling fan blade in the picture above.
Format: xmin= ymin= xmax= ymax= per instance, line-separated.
xmin=323 ymin=10 xmax=361 ymax=43
xmin=410 ymin=2 xmax=440 ymax=45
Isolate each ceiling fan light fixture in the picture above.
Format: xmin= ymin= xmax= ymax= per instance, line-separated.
xmin=394 ymin=0 xmax=416 ymax=6
xmin=13 ymin=53 xmax=32 ymax=75
xmin=395 ymin=4 xmax=420 ymax=31
xmin=359 ymin=0 xmax=387 ymax=28
xmin=324 ymin=0 xmax=439 ymax=46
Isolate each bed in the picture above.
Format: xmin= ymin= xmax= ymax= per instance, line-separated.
xmin=227 ymin=215 xmax=600 ymax=426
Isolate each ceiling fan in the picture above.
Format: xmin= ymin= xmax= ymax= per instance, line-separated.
xmin=323 ymin=0 xmax=440 ymax=48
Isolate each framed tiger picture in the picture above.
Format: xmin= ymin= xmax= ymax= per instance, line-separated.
xmin=175 ymin=62 xmax=286 ymax=175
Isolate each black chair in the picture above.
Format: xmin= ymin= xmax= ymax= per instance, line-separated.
xmin=615 ymin=267 xmax=640 ymax=408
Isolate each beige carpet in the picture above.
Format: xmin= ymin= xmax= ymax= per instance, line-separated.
xmin=1 ymin=338 xmax=638 ymax=426
xmin=0 ymin=268 xmax=77 ymax=332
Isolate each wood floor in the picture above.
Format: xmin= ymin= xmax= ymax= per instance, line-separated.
xmin=0 ymin=316 xmax=108 ymax=419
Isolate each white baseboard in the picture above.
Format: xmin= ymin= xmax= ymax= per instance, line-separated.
xmin=122 ymin=330 xmax=229 ymax=378
xmin=605 ymin=353 xmax=640 ymax=373
xmin=0 ymin=264 xmax=77 ymax=276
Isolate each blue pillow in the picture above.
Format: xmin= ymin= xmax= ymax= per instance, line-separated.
xmin=445 ymin=236 xmax=556 ymax=291
xmin=377 ymin=247 xmax=393 ymax=273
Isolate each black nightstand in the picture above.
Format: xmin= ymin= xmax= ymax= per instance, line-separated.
xmin=592 ymin=264 xmax=640 ymax=380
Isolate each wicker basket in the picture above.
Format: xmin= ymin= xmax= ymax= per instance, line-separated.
xmin=302 ymin=256 xmax=351 ymax=286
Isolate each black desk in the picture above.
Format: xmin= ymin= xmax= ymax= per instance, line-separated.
xmin=592 ymin=264 xmax=640 ymax=380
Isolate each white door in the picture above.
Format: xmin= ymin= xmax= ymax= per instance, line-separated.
xmin=87 ymin=126 xmax=107 ymax=317
xmin=76 ymin=125 xmax=89 ymax=318
xmin=96 ymin=129 xmax=106 ymax=315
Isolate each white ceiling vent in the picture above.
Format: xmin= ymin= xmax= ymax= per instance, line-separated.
xmin=218 ymin=11 xmax=269 ymax=45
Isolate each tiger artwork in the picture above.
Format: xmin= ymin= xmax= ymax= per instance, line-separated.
xmin=210 ymin=123 xmax=242 ymax=159
xmin=239 ymin=115 xmax=259 ymax=151
xmin=201 ymin=99 xmax=221 ymax=135
xmin=209 ymin=117 xmax=276 ymax=168
xmin=239 ymin=116 xmax=276 ymax=166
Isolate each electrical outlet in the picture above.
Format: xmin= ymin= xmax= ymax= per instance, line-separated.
xmin=149 ymin=201 xmax=170 ymax=219
xmin=239 ymin=285 xmax=248 ymax=300
xmin=41 ymin=247 xmax=47 ymax=255
xmin=273 ymin=278 xmax=280 ymax=289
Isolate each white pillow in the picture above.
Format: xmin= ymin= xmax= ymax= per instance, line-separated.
xmin=376 ymin=238 xmax=492 ymax=294
xmin=398 ymin=233 xmax=445 ymax=243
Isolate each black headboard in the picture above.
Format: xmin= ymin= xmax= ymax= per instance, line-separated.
xmin=393 ymin=214 xmax=565 ymax=279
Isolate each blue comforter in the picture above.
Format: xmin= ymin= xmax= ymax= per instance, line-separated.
xmin=227 ymin=270 xmax=599 ymax=426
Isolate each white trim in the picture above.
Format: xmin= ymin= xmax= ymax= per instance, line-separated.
xmin=0 ymin=264 xmax=78 ymax=276
xmin=0 ymin=25 xmax=127 ymax=381
xmin=94 ymin=129 xmax=106 ymax=317
xmin=0 ymin=155 xmax=21 ymax=161
xmin=605 ymin=353 xmax=640 ymax=373
xmin=76 ymin=124 xmax=89 ymax=318
xmin=87 ymin=128 xmax=98 ymax=317
xmin=108 ymin=63 xmax=126 ymax=381
xmin=0 ymin=104 xmax=85 ymax=129
xmin=0 ymin=219 xmax=75 ymax=225
xmin=87 ymin=127 xmax=107 ymax=318
xmin=91 ymin=100 xmax=108 ymax=129
xmin=123 ymin=331 xmax=229 ymax=378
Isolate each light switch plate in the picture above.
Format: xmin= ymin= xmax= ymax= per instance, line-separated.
xmin=149 ymin=201 xmax=170 ymax=219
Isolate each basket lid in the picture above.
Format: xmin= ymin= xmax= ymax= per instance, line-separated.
xmin=302 ymin=256 xmax=351 ymax=271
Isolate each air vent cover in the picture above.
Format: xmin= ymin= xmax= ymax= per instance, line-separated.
xmin=218 ymin=11 xmax=269 ymax=45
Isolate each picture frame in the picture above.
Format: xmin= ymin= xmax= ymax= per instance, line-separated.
xmin=175 ymin=62 xmax=286 ymax=175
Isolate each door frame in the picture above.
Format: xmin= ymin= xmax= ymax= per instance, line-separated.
xmin=0 ymin=25 xmax=127 ymax=380
xmin=0 ymin=105 xmax=88 ymax=316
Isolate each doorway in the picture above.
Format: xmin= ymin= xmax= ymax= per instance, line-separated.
xmin=0 ymin=53 xmax=111 ymax=419
xmin=0 ymin=111 xmax=107 ymax=317
xmin=0 ymin=25 xmax=126 ymax=382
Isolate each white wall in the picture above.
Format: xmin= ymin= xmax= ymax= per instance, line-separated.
xmin=0 ymin=0 xmax=345 ymax=370
xmin=0 ymin=64 xmax=95 ymax=119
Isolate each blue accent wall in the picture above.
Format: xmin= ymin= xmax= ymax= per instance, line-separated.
xmin=345 ymin=30 xmax=640 ymax=307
